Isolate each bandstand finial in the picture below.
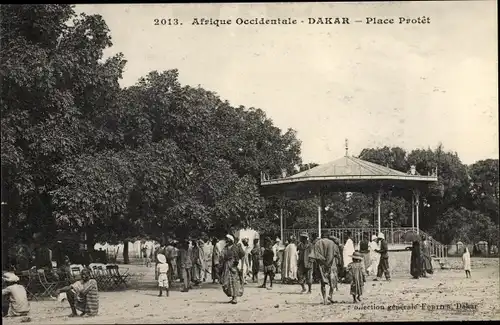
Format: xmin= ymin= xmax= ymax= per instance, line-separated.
xmin=345 ymin=139 xmax=349 ymax=156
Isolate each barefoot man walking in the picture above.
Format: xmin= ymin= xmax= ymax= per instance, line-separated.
xmin=309 ymin=236 xmax=340 ymax=305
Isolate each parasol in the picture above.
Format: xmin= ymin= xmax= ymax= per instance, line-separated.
xmin=403 ymin=231 xmax=421 ymax=243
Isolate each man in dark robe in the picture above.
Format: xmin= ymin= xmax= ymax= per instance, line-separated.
xmin=211 ymin=238 xmax=221 ymax=283
xmin=309 ymin=236 xmax=340 ymax=305
xmin=375 ymin=233 xmax=391 ymax=281
xmin=309 ymin=233 xmax=321 ymax=283
xmin=297 ymin=232 xmax=313 ymax=293
xmin=410 ymin=240 xmax=422 ymax=279
xmin=165 ymin=240 xmax=178 ymax=284
xmin=179 ymin=240 xmax=193 ymax=292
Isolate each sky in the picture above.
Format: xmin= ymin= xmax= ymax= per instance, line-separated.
xmin=75 ymin=2 xmax=498 ymax=165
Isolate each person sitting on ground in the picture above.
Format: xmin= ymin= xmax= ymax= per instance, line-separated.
xmin=56 ymin=268 xmax=99 ymax=317
xmin=2 ymin=272 xmax=30 ymax=318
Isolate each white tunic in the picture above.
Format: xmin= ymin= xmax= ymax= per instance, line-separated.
xmin=343 ymin=238 xmax=355 ymax=268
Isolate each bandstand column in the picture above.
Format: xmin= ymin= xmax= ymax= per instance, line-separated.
xmin=415 ymin=189 xmax=420 ymax=234
xmin=317 ymin=190 xmax=323 ymax=237
xmin=411 ymin=192 xmax=415 ymax=230
xmin=280 ymin=208 xmax=284 ymax=242
xmin=377 ymin=188 xmax=382 ymax=233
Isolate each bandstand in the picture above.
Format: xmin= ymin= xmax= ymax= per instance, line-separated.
xmin=260 ymin=142 xmax=440 ymax=252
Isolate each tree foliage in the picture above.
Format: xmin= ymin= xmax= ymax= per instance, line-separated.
xmin=2 ymin=5 xmax=498 ymax=268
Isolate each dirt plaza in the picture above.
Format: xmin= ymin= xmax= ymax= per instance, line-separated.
xmin=3 ymin=255 xmax=499 ymax=324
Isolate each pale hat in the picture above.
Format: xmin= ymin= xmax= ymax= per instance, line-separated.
xmin=371 ymin=235 xmax=378 ymax=241
xmin=275 ymin=237 xmax=281 ymax=242
xmin=226 ymin=234 xmax=235 ymax=242
xmin=3 ymin=272 xmax=19 ymax=283
xmin=299 ymin=232 xmax=309 ymax=238
xmin=157 ymin=253 xmax=167 ymax=264
xmin=377 ymin=232 xmax=385 ymax=240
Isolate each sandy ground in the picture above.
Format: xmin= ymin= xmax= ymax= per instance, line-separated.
xmin=4 ymin=253 xmax=499 ymax=323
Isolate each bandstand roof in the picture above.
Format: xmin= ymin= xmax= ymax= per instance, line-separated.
xmin=260 ymin=155 xmax=438 ymax=199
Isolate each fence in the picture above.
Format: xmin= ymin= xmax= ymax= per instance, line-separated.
xmin=283 ymin=227 xmax=448 ymax=258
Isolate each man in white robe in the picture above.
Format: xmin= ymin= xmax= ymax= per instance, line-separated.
xmin=238 ymin=238 xmax=251 ymax=285
xmin=367 ymin=235 xmax=380 ymax=276
xmin=342 ymin=231 xmax=355 ymax=269
xmin=272 ymin=238 xmax=281 ymax=273
xmin=281 ymin=236 xmax=298 ymax=283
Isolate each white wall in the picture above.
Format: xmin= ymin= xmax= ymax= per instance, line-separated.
xmin=94 ymin=240 xmax=156 ymax=258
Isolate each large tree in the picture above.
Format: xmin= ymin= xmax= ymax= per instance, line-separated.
xmin=1 ymin=5 xmax=126 ymax=265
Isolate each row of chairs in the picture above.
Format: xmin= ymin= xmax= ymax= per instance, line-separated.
xmin=71 ymin=264 xmax=130 ymax=291
xmin=16 ymin=264 xmax=131 ymax=300
xmin=16 ymin=269 xmax=67 ymax=301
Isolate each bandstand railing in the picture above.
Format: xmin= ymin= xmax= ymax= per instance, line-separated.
xmin=283 ymin=227 xmax=447 ymax=258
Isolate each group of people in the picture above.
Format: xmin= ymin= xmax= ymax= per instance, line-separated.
xmin=268 ymin=231 xmax=391 ymax=285
xmin=211 ymin=231 xmax=391 ymax=305
xmin=410 ymin=234 xmax=435 ymax=279
xmin=152 ymin=238 xmax=219 ymax=293
xmin=146 ymin=231 xmax=394 ymax=305
xmin=4 ymin=230 xmax=476 ymax=319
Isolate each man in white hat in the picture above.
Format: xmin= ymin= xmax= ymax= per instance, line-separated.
xmin=374 ymin=232 xmax=391 ymax=281
xmin=272 ymin=238 xmax=282 ymax=273
xmin=2 ymin=272 xmax=30 ymax=317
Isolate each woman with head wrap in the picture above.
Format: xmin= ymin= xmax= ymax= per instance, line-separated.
xmin=219 ymin=234 xmax=245 ymax=304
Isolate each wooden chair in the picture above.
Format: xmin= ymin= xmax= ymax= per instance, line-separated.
xmin=89 ymin=267 xmax=112 ymax=291
xmin=36 ymin=269 xmax=59 ymax=298
xmin=16 ymin=270 xmax=38 ymax=301
xmin=106 ymin=265 xmax=130 ymax=289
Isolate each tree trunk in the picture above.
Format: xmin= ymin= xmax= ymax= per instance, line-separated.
xmin=123 ymin=241 xmax=130 ymax=264
xmin=86 ymin=227 xmax=95 ymax=252
xmin=1 ymin=202 xmax=10 ymax=270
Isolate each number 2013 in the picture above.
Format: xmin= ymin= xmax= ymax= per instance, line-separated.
xmin=154 ymin=19 xmax=180 ymax=25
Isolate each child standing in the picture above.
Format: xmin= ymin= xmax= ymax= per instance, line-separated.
xmin=462 ymin=247 xmax=471 ymax=278
xmin=259 ymin=239 xmax=275 ymax=290
xmin=347 ymin=252 xmax=366 ymax=303
xmin=156 ymin=254 xmax=169 ymax=297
